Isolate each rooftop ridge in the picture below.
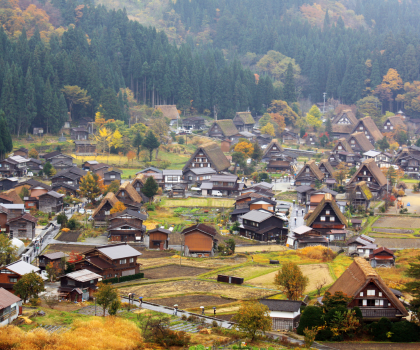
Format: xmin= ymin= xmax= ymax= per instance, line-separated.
xmin=355 ymin=257 xmax=377 ymax=277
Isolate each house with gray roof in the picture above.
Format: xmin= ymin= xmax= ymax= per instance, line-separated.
xmin=239 ymin=209 xmax=288 ymax=242
xmin=259 ymin=299 xmax=305 ymax=330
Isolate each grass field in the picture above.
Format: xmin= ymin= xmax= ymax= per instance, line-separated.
xmin=207 ymin=264 xmax=280 ymax=281
xmin=162 ymin=197 xmax=235 ymax=208
xmin=235 ymin=245 xmax=287 ymax=253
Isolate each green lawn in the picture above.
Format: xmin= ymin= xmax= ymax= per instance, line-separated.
xmin=402 ymin=178 xmax=419 ymax=183
xmin=162 ymin=197 xmax=235 ymax=208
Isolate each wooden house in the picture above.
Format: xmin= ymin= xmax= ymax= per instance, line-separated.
xmin=240 ymin=209 xmax=288 ymax=242
xmin=233 ymin=112 xmax=255 ymax=132
xmin=38 ymin=191 xmax=64 ymax=213
xmin=33 ymin=127 xmax=43 ymax=135
xmin=262 ymin=139 xmax=284 ymax=161
xmin=115 ymin=181 xmax=143 ymax=210
xmin=0 ymin=178 xmax=18 ymax=191
xmin=131 ymin=174 xmax=145 ymax=194
xmin=58 ymin=269 xmax=102 ymax=302
xmin=256 ymin=133 xmax=272 ymax=146
xmin=0 ymin=156 xmax=28 ymax=178
xmin=26 ymin=158 xmax=43 ymax=174
xmin=154 ymin=105 xmax=179 ymax=126
xmin=286 ymin=225 xmax=328 ymax=249
xmin=13 ymin=148 xmax=28 ymax=158
xmin=92 ymin=192 xmax=119 ymax=225
xmin=394 ymin=146 xmax=420 ymax=174
xmin=305 ymin=133 xmax=318 ymax=146
xmin=182 ymin=224 xmax=218 ymax=257
xmin=136 ymin=167 xmax=162 ymax=175
xmin=231 ymin=197 xmax=277 ymax=222
xmin=89 ymin=163 xmax=110 ymax=178
xmin=82 ymin=160 xmax=99 ymax=171
xmin=280 ymin=129 xmax=299 ymax=144
xmin=182 ymin=116 xmax=206 ymax=130
xmin=327 ymin=257 xmax=408 ymax=321
xmin=295 ymin=160 xmax=324 ymax=187
xmin=51 ymin=183 xmax=78 ymax=196
xmin=332 ymin=138 xmax=353 ymax=154
xmin=259 ymin=299 xmax=304 ymax=330
xmin=42 ymin=152 xmax=75 ymax=172
xmin=74 ymin=141 xmax=96 ymax=155
xmin=207 ymin=120 xmax=239 ymax=140
xmin=104 ymin=169 xmax=122 ymax=186
xmin=70 ymin=127 xmax=89 ymax=140
xmin=0 ymin=288 xmax=22 ymax=326
xmin=200 ymin=174 xmax=242 ymax=196
xmin=267 ymin=153 xmax=295 ymax=173
xmin=369 ymin=247 xmax=395 ymax=268
xmin=74 ymin=243 xmax=142 ymax=279
xmin=183 ymin=168 xmax=216 ymax=185
xmin=318 ymin=159 xmax=334 ymax=180
xmin=348 ymin=181 xmax=372 ymax=211
xmin=0 ymin=194 xmax=14 ymax=205
xmin=383 ymin=115 xmax=406 ymax=133
xmin=0 ymin=261 xmax=41 ymax=293
xmin=351 ymin=116 xmax=383 ymax=145
xmin=346 ymin=235 xmax=377 ymax=257
xmin=183 ymin=143 xmax=230 ymax=173
xmin=220 ymin=138 xmax=232 ymax=152
xmin=331 ymin=109 xmax=358 ymax=139
xmin=51 ymin=167 xmax=86 ymax=188
xmin=305 ymin=193 xmax=348 ymax=239
xmin=148 ymin=228 xmax=171 ymax=249
xmin=346 ymin=158 xmax=388 ymax=199
xmin=169 ymin=184 xmax=185 ymax=198
xmin=107 ymin=209 xmax=147 ymax=242
xmin=162 ymin=170 xmax=183 ymax=188
xmin=8 ymin=213 xmax=38 ymax=240
xmin=347 ymin=132 xmax=374 ymax=153
xmin=14 ymin=179 xmax=51 ymax=198
xmin=38 ymin=252 xmax=67 ymax=271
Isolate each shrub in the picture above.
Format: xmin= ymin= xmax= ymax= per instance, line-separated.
xmin=351 ymin=306 xmax=363 ymax=323
xmin=212 ymin=320 xmax=218 ymax=328
xmin=181 ymin=314 xmax=187 ymax=320
xmin=390 ymin=320 xmax=420 ymax=342
xmin=379 ymin=205 xmax=386 ymax=213
xmin=67 ymin=218 xmax=78 ymax=230
xmin=315 ymin=328 xmax=333 ymax=341
xmin=146 ymin=203 xmax=155 ymax=211
xmin=325 ymin=306 xmax=348 ymax=326
xmin=29 ymin=297 xmax=41 ymax=306
xmin=297 ymin=306 xmax=323 ymax=335
xmin=370 ymin=317 xmax=392 ymax=341
xmin=103 ymin=273 xmax=144 ymax=284
xmin=303 ymin=327 xmax=317 ymax=348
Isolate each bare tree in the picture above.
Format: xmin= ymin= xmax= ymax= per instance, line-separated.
xmin=316 ymin=278 xmax=327 ymax=296
xmin=42 ymin=295 xmax=59 ymax=309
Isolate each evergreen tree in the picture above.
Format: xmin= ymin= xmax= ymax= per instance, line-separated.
xmin=283 ymin=62 xmax=296 ymax=104
xmin=23 ymin=67 xmax=37 ymax=134
xmin=132 ymin=132 xmax=143 ymax=159
xmin=100 ymin=88 xmax=121 ymax=120
xmin=141 ymin=176 xmax=159 ymax=202
xmin=326 ymin=64 xmax=338 ymax=99
xmin=142 ymin=130 xmax=160 ymax=161
xmin=325 ymin=117 xmax=332 ymax=135
xmin=42 ymin=78 xmax=53 ymax=134
xmin=370 ymin=60 xmax=382 ymax=90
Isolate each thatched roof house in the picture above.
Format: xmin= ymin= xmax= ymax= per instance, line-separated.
xmin=347 ymin=132 xmax=375 ymax=152
xmin=115 ymin=181 xmax=142 ymax=204
xmin=154 ymin=105 xmax=180 ymax=120
xmin=183 ymin=142 xmax=230 ymax=173
xmin=352 ymin=116 xmax=383 ymax=143
xmin=332 ymin=137 xmax=353 ymax=153
xmin=208 ymin=120 xmax=239 ymax=139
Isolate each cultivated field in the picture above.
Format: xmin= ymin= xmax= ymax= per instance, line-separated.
xmin=162 ymin=198 xmax=235 ymax=208
xmin=374 ymin=238 xmax=420 ymax=249
xmin=143 ymin=265 xmax=209 ymax=279
xmin=147 ymin=294 xmax=232 ymax=309
xmin=207 ymin=264 xmax=280 ymax=281
xmin=139 ymin=255 xmax=247 ymax=269
xmin=120 ymin=280 xmax=276 ymax=300
xmin=235 ymin=245 xmax=287 ymax=253
xmin=373 ymin=216 xmax=420 ymax=228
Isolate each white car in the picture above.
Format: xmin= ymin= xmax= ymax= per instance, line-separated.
xmin=212 ymin=190 xmax=223 ymax=197
xmin=86 ymin=209 xmax=93 ymax=215
xmin=79 ymin=208 xmax=85 ymax=214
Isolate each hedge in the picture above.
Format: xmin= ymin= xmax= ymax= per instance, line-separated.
xmin=103 ymin=272 xmax=144 ymax=284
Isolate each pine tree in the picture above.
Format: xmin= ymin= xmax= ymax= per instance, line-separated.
xmin=142 ymin=131 xmax=160 ymax=161
xmin=370 ymin=60 xmax=382 ymax=90
xmin=141 ymin=176 xmax=159 ymax=202
xmin=326 ymin=64 xmax=338 ymax=99
xmin=283 ymin=62 xmax=296 ymax=104
xmin=325 ymin=117 xmax=332 ymax=135
xmin=403 ymin=44 xmax=419 ymax=82
xmin=178 ymin=66 xmax=192 ymax=114
xmin=42 ymin=78 xmax=53 ymax=134
xmin=132 ymin=132 xmax=143 ymax=160
xmin=24 ymin=67 xmax=37 ymax=134
xmin=101 ymin=88 xmax=121 ymax=120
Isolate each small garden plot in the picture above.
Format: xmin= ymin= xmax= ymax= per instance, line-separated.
xmin=45 ymin=243 xmax=95 ymax=254
xmin=147 ymin=294 xmax=231 ymax=309
xmin=246 ymin=270 xmax=279 ymax=289
xmin=207 ymin=265 xmax=279 ymax=281
xmin=143 ymin=265 xmax=210 ymax=279
xmin=374 ymin=238 xmax=420 ymax=249
xmin=120 ymin=280 xmax=275 ymax=300
xmin=373 ymin=216 xmax=420 ymax=228
xmin=55 ymin=230 xmax=82 ymax=242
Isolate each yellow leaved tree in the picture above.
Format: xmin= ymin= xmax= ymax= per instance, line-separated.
xmin=260 ymin=122 xmax=275 ymax=136
xmin=110 ymin=201 xmax=126 ymax=214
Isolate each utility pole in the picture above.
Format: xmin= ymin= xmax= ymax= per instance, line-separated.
xmin=323 ymin=92 xmax=327 ymax=113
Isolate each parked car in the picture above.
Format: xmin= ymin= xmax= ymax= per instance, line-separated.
xmin=79 ymin=208 xmax=85 ymax=214
xmin=86 ymin=209 xmax=93 ymax=215
xmin=212 ymin=190 xmax=223 ymax=197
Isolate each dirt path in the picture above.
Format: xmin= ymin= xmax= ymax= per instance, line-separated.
xmin=330 ymin=343 xmax=420 ymax=350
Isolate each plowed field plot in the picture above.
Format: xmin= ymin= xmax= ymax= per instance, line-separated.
xmin=374 ymin=238 xmax=420 ymax=249
xmin=331 ymin=343 xmax=420 ymax=350
xmin=147 ymin=295 xmax=230 ymax=309
xmin=46 ymin=244 xmax=96 ymax=254
xmin=143 ymin=265 xmax=209 ymax=279
xmin=55 ymin=230 xmax=81 ymax=242
xmin=373 ymin=217 xmax=420 ymax=228
xmin=207 ymin=265 xmax=279 ymax=281
xmin=120 ymin=280 xmax=275 ymax=300
xmin=139 ymin=256 xmax=247 ymax=269
xmin=248 ymin=264 xmax=333 ymax=293
xmin=235 ymin=245 xmax=287 ymax=253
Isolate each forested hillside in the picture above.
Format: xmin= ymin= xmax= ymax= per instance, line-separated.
xmin=0 ymin=0 xmax=277 ymax=136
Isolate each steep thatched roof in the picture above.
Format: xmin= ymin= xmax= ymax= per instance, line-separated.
xmin=183 ymin=142 xmax=230 ymax=172
xmin=348 ymin=158 xmax=387 ymax=187
xmin=155 ymin=105 xmax=179 ymax=120
xmin=319 ymin=159 xmax=334 ymax=177
xmin=332 ymin=124 xmax=354 ymax=134
xmin=306 ymin=193 xmax=347 ymax=227
xmin=353 ymin=116 xmax=383 ymax=142
xmin=333 ymin=138 xmax=353 ymax=153
xmin=332 ymin=109 xmax=358 ymax=125
xmin=213 ymin=120 xmax=239 ymax=137
xmin=327 ymin=257 xmax=408 ymax=317
xmin=92 ymin=192 xmax=118 ymax=218
xmin=295 ymin=160 xmax=324 ymax=181
xmin=235 ymin=112 xmax=255 ymax=125
xmin=3 ymin=189 xmax=23 ymax=204
xmin=385 ymin=116 xmax=406 ymax=129
xmin=116 ymin=181 xmax=142 ymax=203
xmin=348 ymin=132 xmax=374 ymax=152
xmin=262 ymin=139 xmax=284 ymax=158
xmin=355 ymin=181 xmax=373 ymax=200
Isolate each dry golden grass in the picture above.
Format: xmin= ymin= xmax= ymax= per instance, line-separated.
xmin=235 ymin=245 xmax=287 ymax=253
xmin=207 ymin=264 xmax=279 ymax=281
xmin=299 ymin=263 xmax=334 ymax=293
xmin=139 ymin=255 xmax=247 ymax=269
xmin=0 ymin=318 xmax=143 ymax=350
xmin=247 ymin=270 xmax=279 ymax=289
xmin=120 ymin=280 xmax=274 ymax=300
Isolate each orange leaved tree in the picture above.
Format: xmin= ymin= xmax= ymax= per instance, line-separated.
xmin=110 ymin=201 xmax=126 ymax=214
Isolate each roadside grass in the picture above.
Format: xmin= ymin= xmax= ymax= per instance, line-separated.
xmin=361 ymin=215 xmax=380 ymax=234
xmin=161 ymin=197 xmax=235 ymax=208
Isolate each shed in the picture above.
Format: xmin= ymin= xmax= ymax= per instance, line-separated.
xmin=148 ymin=228 xmax=171 ymax=250
xmin=259 ymin=299 xmax=304 ymax=330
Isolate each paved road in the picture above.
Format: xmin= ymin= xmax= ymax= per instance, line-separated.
xmin=289 ymin=203 xmax=306 ymax=231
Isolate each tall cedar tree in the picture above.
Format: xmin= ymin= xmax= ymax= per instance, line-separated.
xmin=141 ymin=176 xmax=159 ymax=202
xmin=251 ymin=142 xmax=263 ymax=162
xmin=132 ymin=132 xmax=143 ymax=159
xmin=274 ymin=261 xmax=309 ymax=300
xmin=404 ymin=256 xmax=420 ymax=319
xmin=283 ymin=62 xmax=297 ymax=104
xmin=142 ymin=131 xmax=160 ymax=161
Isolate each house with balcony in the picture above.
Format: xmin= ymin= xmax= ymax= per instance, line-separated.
xmin=183 ymin=143 xmax=231 ymax=174
xmin=74 ymin=243 xmax=142 ymax=279
xmin=239 ymin=209 xmax=288 ymax=242
xmin=58 ymin=269 xmax=102 ymax=302
xmin=295 ymin=160 xmax=324 ymax=187
xmin=305 ymin=193 xmax=347 ymax=240
xmin=233 ymin=112 xmax=255 ymax=132
xmin=346 ymin=158 xmax=388 ymax=199
xmin=0 ymin=288 xmax=22 ymax=326
xmin=351 ymin=116 xmax=383 ymax=146
xmin=107 ymin=209 xmax=147 ymax=242
xmin=347 ymin=132 xmax=375 ymax=153
xmin=92 ymin=192 xmax=119 ymax=226
xmin=0 ymin=261 xmax=41 ymax=293
xmin=327 ymin=257 xmax=408 ymax=321
xmin=200 ymin=174 xmax=241 ymax=196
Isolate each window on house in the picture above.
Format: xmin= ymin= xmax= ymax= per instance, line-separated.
xmin=378 ymin=292 xmax=382 ymax=297
xmin=362 ymin=299 xmax=367 ymax=306
xmin=367 ymin=290 xmax=375 ymax=296
xmin=90 ymin=280 xmax=94 ymax=284
xmin=360 ymin=292 xmax=364 ymax=297
xmin=390 ymin=126 xmax=393 ymax=130
xmin=364 ymin=171 xmax=367 ymax=175
xmin=110 ymin=175 xmax=115 ymax=179
xmin=330 ymin=217 xmax=335 ymax=222
xmin=105 ymin=211 xmax=110 ymax=215
xmin=9 ymin=277 xmax=17 ymax=283
xmin=68 ymin=279 xmax=75 ymax=286
xmin=129 ymin=258 xmax=134 ymax=263
xmin=326 ymin=210 xmax=330 ymax=215
xmin=121 ymin=191 xmax=125 ymax=197
xmin=375 ymin=299 xmax=384 ymax=306
xmin=320 ymin=216 xmax=326 ymax=221
xmin=338 ymin=146 xmax=342 ymax=149
xmin=1 ymin=269 xmax=10 ymax=274
xmin=306 ymin=168 xmax=309 ymax=172
xmin=384 ymin=126 xmax=387 ymax=129
xmin=120 ymin=259 xmax=126 ymax=264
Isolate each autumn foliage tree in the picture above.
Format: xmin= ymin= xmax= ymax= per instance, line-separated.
xmin=274 ymin=262 xmax=309 ymax=300
xmin=13 ymin=271 xmax=45 ymax=303
xmin=267 ymin=100 xmax=298 ymax=125
xmin=78 ymin=172 xmax=104 ymax=203
xmin=232 ymin=301 xmax=272 ymax=341
xmin=333 ymin=162 xmax=349 ymax=185
xmin=28 ymin=148 xmax=38 ymax=159
xmin=269 ymin=112 xmax=286 ymax=134
xmin=127 ymin=150 xmax=136 ymax=163
xmin=110 ymin=201 xmax=126 ymax=214
xmin=260 ymin=122 xmax=275 ymax=136
xmin=374 ymin=68 xmax=403 ymax=112
xmin=234 ymin=141 xmax=254 ymax=158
